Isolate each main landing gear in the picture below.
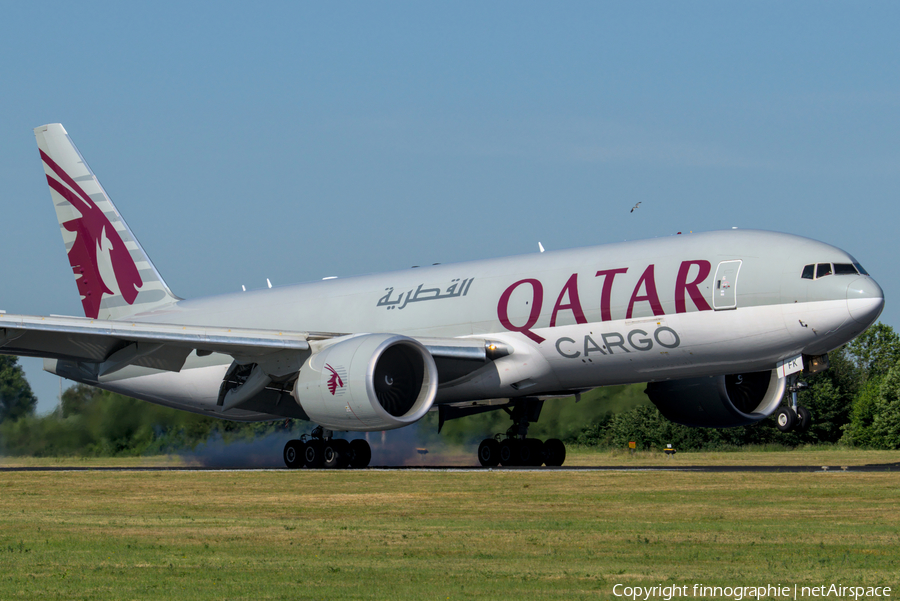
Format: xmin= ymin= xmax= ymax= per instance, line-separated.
xmin=283 ymin=426 xmax=372 ymax=469
xmin=476 ymin=399 xmax=567 ymax=467
xmin=776 ymin=377 xmax=812 ymax=433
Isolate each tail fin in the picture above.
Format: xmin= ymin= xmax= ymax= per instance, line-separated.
xmin=34 ymin=123 xmax=180 ymax=320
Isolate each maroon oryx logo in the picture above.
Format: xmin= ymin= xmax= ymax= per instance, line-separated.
xmin=324 ymin=363 xmax=344 ymax=395
xmin=40 ymin=149 xmax=143 ymax=319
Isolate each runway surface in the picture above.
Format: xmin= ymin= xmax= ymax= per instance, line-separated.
xmin=2 ymin=463 xmax=898 ymax=472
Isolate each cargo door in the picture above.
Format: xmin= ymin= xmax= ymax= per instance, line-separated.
xmin=713 ymin=260 xmax=742 ymax=310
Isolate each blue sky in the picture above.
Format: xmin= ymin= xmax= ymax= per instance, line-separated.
xmin=2 ymin=2 xmax=898 ymax=413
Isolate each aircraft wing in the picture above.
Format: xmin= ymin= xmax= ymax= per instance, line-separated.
xmin=0 ymin=313 xmax=324 ymax=378
xmin=0 ymin=313 xmax=503 ymax=382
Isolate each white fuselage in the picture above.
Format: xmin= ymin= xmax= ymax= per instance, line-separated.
xmin=85 ymin=229 xmax=883 ymax=422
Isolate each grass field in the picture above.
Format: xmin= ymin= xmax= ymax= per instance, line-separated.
xmin=1 ymin=451 xmax=898 ymax=600
xmin=1 ymin=445 xmax=898 ymax=468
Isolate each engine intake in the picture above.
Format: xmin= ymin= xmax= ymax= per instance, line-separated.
xmin=646 ymin=370 xmax=785 ymax=428
xmin=293 ymin=333 xmax=438 ymax=431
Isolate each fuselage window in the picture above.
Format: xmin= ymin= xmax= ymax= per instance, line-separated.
xmin=834 ymin=263 xmax=858 ymax=276
xmin=816 ymin=263 xmax=833 ymax=278
xmin=853 ymin=262 xmax=869 ymax=276
xmin=801 ymin=264 xmax=815 ymax=279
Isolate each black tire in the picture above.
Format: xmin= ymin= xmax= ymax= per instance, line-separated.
xmin=499 ymin=439 xmax=520 ymax=467
xmin=543 ymin=438 xmax=566 ymax=467
xmin=776 ymin=407 xmax=796 ymax=432
xmin=522 ymin=439 xmax=544 ymax=466
xmin=304 ymin=440 xmax=324 ymax=469
xmin=796 ymin=406 xmax=812 ymax=432
xmin=323 ymin=441 xmax=344 ymax=469
xmin=477 ymin=439 xmax=500 ymax=467
xmin=348 ymin=439 xmax=372 ymax=469
xmin=336 ymin=439 xmax=353 ymax=468
xmin=283 ymin=439 xmax=303 ymax=469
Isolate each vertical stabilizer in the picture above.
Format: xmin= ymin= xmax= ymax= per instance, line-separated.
xmin=34 ymin=124 xmax=180 ymax=320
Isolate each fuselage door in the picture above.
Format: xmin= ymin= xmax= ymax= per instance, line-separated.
xmin=713 ymin=260 xmax=742 ymax=310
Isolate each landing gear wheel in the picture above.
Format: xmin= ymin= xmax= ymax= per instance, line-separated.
xmin=522 ymin=439 xmax=544 ymax=467
xmin=323 ymin=440 xmax=349 ymax=469
xmin=499 ymin=439 xmax=520 ymax=466
xmin=338 ymin=439 xmax=353 ymax=468
xmin=543 ymin=438 xmax=566 ymax=467
xmin=796 ymin=406 xmax=812 ymax=432
xmin=348 ymin=439 xmax=372 ymax=469
xmin=304 ymin=440 xmax=324 ymax=468
xmin=478 ymin=439 xmax=500 ymax=467
xmin=283 ymin=439 xmax=303 ymax=469
xmin=776 ymin=407 xmax=796 ymax=432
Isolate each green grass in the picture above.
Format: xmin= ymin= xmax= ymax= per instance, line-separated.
xmin=2 ymin=446 xmax=898 ymax=469
xmin=1 ymin=454 xmax=899 ymax=599
xmin=563 ymin=445 xmax=900 ymax=467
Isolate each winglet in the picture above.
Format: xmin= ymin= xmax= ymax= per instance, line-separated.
xmin=34 ymin=124 xmax=180 ymax=320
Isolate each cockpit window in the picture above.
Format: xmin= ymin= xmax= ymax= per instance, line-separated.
xmin=834 ymin=263 xmax=857 ymax=276
xmin=803 ymin=262 xmax=868 ymax=280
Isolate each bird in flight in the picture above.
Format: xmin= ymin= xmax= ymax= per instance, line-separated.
xmin=630 ymin=202 xmax=642 ymax=213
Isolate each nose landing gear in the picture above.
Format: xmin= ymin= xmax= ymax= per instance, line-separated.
xmin=476 ymin=399 xmax=567 ymax=467
xmin=776 ymin=376 xmax=811 ymax=433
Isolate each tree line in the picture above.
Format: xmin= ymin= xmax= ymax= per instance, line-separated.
xmin=570 ymin=322 xmax=900 ymax=451
xmin=0 ymin=377 xmax=294 ymax=457
xmin=1 ymin=323 xmax=899 ymax=457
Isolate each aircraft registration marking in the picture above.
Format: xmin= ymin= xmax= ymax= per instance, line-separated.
xmin=777 ymin=355 xmax=803 ymax=378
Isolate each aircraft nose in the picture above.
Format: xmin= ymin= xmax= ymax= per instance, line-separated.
xmin=847 ymin=277 xmax=884 ymax=325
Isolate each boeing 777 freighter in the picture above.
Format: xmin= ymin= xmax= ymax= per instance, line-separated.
xmin=0 ymin=124 xmax=884 ymax=468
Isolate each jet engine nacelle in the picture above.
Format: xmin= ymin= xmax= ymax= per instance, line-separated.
xmin=645 ymin=370 xmax=786 ymax=428
xmin=293 ymin=333 xmax=438 ymax=432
